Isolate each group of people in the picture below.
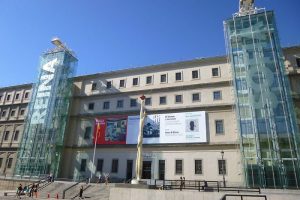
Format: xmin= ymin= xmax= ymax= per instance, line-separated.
xmin=97 ymin=173 xmax=110 ymax=185
xmin=179 ymin=177 xmax=186 ymax=191
xmin=16 ymin=183 xmax=38 ymax=198
xmin=47 ymin=173 xmax=54 ymax=182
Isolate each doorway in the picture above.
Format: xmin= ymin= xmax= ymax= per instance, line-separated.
xmin=158 ymin=160 xmax=165 ymax=180
xmin=126 ymin=160 xmax=133 ymax=180
xmin=142 ymin=161 xmax=152 ymax=179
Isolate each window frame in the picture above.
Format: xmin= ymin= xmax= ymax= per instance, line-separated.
xmin=91 ymin=82 xmax=97 ymax=91
xmin=194 ymin=159 xmax=203 ymax=175
xmin=213 ymin=91 xmax=222 ymax=100
xmin=145 ymin=97 xmax=152 ymax=106
xmin=146 ymin=76 xmax=153 ymax=85
xmin=13 ymin=130 xmax=19 ymax=141
xmin=160 ymin=74 xmax=167 ymax=83
xmin=192 ymin=70 xmax=199 ymax=79
xmin=6 ymin=95 xmax=11 ymax=101
xmin=215 ymin=120 xmax=224 ymax=134
xmin=175 ymin=94 xmax=183 ymax=104
xmin=84 ymin=126 xmax=92 ymax=139
xmin=132 ymin=77 xmax=139 ymax=86
xmin=218 ymin=159 xmax=227 ymax=175
xmin=175 ymin=159 xmax=183 ymax=175
xmin=212 ymin=67 xmax=220 ymax=77
xmin=80 ymin=159 xmax=87 ymax=172
xmin=24 ymin=92 xmax=29 ymax=99
xmin=7 ymin=158 xmax=13 ymax=168
xmin=96 ymin=159 xmax=104 ymax=172
xmin=130 ymin=98 xmax=137 ymax=107
xmin=159 ymin=96 xmax=167 ymax=105
xmin=119 ymin=79 xmax=125 ymax=88
xmin=192 ymin=93 xmax=200 ymax=102
xmin=175 ymin=72 xmax=182 ymax=81
xmin=106 ymin=81 xmax=112 ymax=89
xmin=103 ymin=101 xmax=110 ymax=110
xmin=88 ymin=102 xmax=95 ymax=110
xmin=15 ymin=93 xmax=20 ymax=100
xmin=116 ymin=100 xmax=124 ymax=108
xmin=20 ymin=109 xmax=25 ymax=116
xmin=4 ymin=131 xmax=9 ymax=141
xmin=111 ymin=159 xmax=119 ymax=173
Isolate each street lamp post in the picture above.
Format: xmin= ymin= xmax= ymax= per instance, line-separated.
xmin=221 ymin=150 xmax=226 ymax=187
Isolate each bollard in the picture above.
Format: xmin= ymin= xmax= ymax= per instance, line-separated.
xmin=56 ymin=193 xmax=59 ymax=199
xmin=48 ymin=192 xmax=50 ymax=198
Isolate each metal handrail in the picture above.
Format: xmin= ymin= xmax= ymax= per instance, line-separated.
xmin=220 ymin=194 xmax=267 ymax=200
xmin=62 ymin=179 xmax=85 ymax=199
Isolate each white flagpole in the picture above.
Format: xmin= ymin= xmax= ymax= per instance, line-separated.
xmin=90 ymin=121 xmax=98 ymax=183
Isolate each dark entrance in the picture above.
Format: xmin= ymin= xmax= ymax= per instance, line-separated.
xmin=142 ymin=161 xmax=152 ymax=179
xmin=159 ymin=160 xmax=165 ymax=180
xmin=126 ymin=160 xmax=133 ymax=180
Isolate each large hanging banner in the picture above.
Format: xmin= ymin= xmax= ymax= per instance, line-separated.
xmin=94 ymin=111 xmax=206 ymax=144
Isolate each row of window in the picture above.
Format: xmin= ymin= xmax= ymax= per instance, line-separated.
xmin=0 ymin=108 xmax=26 ymax=119
xmin=0 ymin=130 xmax=19 ymax=141
xmin=0 ymin=157 xmax=13 ymax=169
xmin=87 ymin=91 xmax=222 ymax=111
xmin=0 ymin=92 xmax=30 ymax=102
xmin=79 ymin=158 xmax=227 ymax=175
xmin=91 ymin=68 xmax=221 ymax=91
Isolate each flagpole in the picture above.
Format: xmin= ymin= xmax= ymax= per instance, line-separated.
xmin=90 ymin=120 xmax=99 ymax=183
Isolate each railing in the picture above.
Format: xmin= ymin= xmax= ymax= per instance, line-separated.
xmin=62 ymin=179 xmax=86 ymax=199
xmin=220 ymin=194 xmax=267 ymax=200
xmin=70 ymin=184 xmax=91 ymax=200
xmin=152 ymin=179 xmax=261 ymax=194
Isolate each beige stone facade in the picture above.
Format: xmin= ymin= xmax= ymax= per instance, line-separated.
xmin=0 ymin=84 xmax=32 ymax=176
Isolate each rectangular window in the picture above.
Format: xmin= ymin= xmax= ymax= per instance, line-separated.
xmin=195 ymin=160 xmax=202 ymax=174
xmin=133 ymin=78 xmax=139 ymax=86
xmin=6 ymin=95 xmax=11 ymax=101
xmin=10 ymin=110 xmax=15 ymax=117
xmin=91 ymin=83 xmax=97 ymax=91
xmin=119 ymin=80 xmax=125 ymax=88
xmin=80 ymin=159 xmax=87 ymax=172
xmin=175 ymin=160 xmax=183 ymax=174
xmin=192 ymin=70 xmax=199 ymax=79
xmin=15 ymin=93 xmax=20 ymax=100
xmin=111 ymin=159 xmax=118 ymax=173
xmin=218 ymin=160 xmax=226 ymax=175
xmin=0 ymin=158 xmax=3 ymax=168
xmin=4 ymin=131 xmax=9 ymax=141
xmin=215 ymin=120 xmax=224 ymax=134
xmin=117 ymin=100 xmax=124 ymax=108
xmin=84 ymin=127 xmax=92 ymax=139
xmin=296 ymin=58 xmax=300 ymax=68
xmin=97 ymin=159 xmax=104 ymax=172
xmin=20 ymin=109 xmax=25 ymax=116
xmin=159 ymin=96 xmax=167 ymax=105
xmin=103 ymin=101 xmax=110 ymax=110
xmin=145 ymin=97 xmax=152 ymax=106
xmin=160 ymin=74 xmax=167 ymax=83
xmin=0 ymin=95 xmax=2 ymax=101
xmin=88 ymin=103 xmax=94 ymax=110
xmin=106 ymin=81 xmax=112 ymax=89
xmin=175 ymin=72 xmax=182 ymax=81
xmin=192 ymin=93 xmax=200 ymax=102
xmin=175 ymin=95 xmax=182 ymax=103
xmin=13 ymin=130 xmax=19 ymax=141
xmin=24 ymin=92 xmax=29 ymax=99
xmin=1 ymin=111 xmax=6 ymax=117
xmin=213 ymin=91 xmax=222 ymax=100
xmin=7 ymin=158 xmax=13 ymax=168
xmin=146 ymin=76 xmax=152 ymax=84
xmin=212 ymin=68 xmax=219 ymax=77
xmin=130 ymin=99 xmax=137 ymax=107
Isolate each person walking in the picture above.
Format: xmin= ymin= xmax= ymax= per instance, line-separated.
xmin=179 ymin=177 xmax=183 ymax=191
xmin=79 ymin=186 xmax=84 ymax=199
xmin=17 ymin=184 xmax=23 ymax=198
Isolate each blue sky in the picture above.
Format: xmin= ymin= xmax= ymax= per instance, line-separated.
xmin=0 ymin=0 xmax=299 ymax=87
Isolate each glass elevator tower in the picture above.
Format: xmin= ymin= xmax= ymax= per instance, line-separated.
xmin=14 ymin=39 xmax=77 ymax=178
xmin=224 ymin=1 xmax=300 ymax=188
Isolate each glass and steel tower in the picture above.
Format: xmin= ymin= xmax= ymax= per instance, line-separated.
xmin=14 ymin=38 xmax=77 ymax=178
xmin=224 ymin=1 xmax=300 ymax=188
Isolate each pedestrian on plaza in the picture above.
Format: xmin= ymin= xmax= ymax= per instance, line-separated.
xmin=105 ymin=173 xmax=109 ymax=185
xmin=179 ymin=177 xmax=183 ymax=191
xmin=98 ymin=174 xmax=102 ymax=183
xmin=183 ymin=177 xmax=186 ymax=188
xmin=33 ymin=183 xmax=38 ymax=198
xmin=29 ymin=183 xmax=34 ymax=197
xmin=17 ymin=184 xmax=23 ymax=198
xmin=79 ymin=185 xmax=84 ymax=199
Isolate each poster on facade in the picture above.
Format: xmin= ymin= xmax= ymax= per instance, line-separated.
xmin=94 ymin=116 xmax=127 ymax=144
xmin=126 ymin=111 xmax=207 ymax=144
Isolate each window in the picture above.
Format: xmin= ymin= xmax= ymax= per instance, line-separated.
xmin=97 ymin=159 xmax=104 ymax=172
xmin=218 ymin=160 xmax=226 ymax=175
xmin=84 ymin=127 xmax=92 ymax=139
xmin=145 ymin=97 xmax=152 ymax=106
xmin=175 ymin=95 xmax=182 ymax=103
xmin=117 ymin=100 xmax=124 ymax=108
xmin=15 ymin=93 xmax=20 ymax=100
xmin=20 ymin=109 xmax=25 ymax=116
xmin=1 ymin=111 xmax=6 ymax=117
xmin=213 ymin=91 xmax=222 ymax=100
xmin=111 ymin=159 xmax=118 ymax=173
xmin=80 ymin=159 xmax=87 ymax=172
xmin=4 ymin=131 xmax=9 ymax=140
xmin=192 ymin=93 xmax=200 ymax=102
xmin=10 ymin=110 xmax=15 ymax=117
xmin=0 ymin=158 xmax=2 ymax=168
xmin=119 ymin=80 xmax=125 ymax=88
xmin=7 ymin=158 xmax=13 ymax=168
xmin=175 ymin=159 xmax=183 ymax=174
xmin=160 ymin=74 xmax=167 ymax=83
xmin=13 ymin=130 xmax=19 ymax=141
xmin=130 ymin=99 xmax=137 ymax=107
xmin=133 ymin=78 xmax=139 ymax=86
xmin=192 ymin=70 xmax=199 ymax=79
xmin=0 ymin=95 xmax=2 ymax=101
xmin=6 ymin=95 xmax=11 ymax=101
xmin=146 ymin=76 xmax=152 ymax=84
xmin=195 ymin=160 xmax=202 ymax=174
xmin=215 ymin=120 xmax=224 ymax=134
xmin=91 ymin=83 xmax=97 ymax=91
xmin=24 ymin=92 xmax=29 ymax=99
xmin=175 ymin=72 xmax=182 ymax=81
xmin=88 ymin=103 xmax=94 ymax=110
xmin=159 ymin=96 xmax=167 ymax=105
xmin=106 ymin=81 xmax=112 ymax=89
xmin=212 ymin=68 xmax=219 ymax=77
xmin=103 ymin=101 xmax=110 ymax=110
xmin=297 ymin=58 xmax=300 ymax=68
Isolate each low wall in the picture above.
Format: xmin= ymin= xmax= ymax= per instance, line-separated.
xmin=0 ymin=178 xmax=38 ymax=190
xmin=109 ymin=187 xmax=300 ymax=200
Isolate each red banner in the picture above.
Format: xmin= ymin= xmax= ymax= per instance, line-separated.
xmin=94 ymin=116 xmax=128 ymax=144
